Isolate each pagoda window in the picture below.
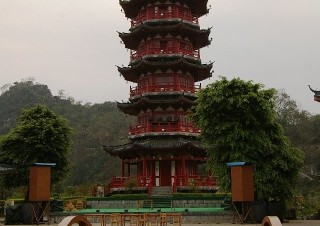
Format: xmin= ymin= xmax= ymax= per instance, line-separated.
xmin=159 ymin=40 xmax=168 ymax=50
xmin=138 ymin=115 xmax=148 ymax=125
xmin=179 ymin=76 xmax=194 ymax=89
xmin=155 ymin=6 xmax=169 ymax=17
xmin=180 ymin=114 xmax=192 ymax=124
xmin=180 ymin=41 xmax=192 ymax=51
xmin=155 ymin=74 xmax=174 ymax=85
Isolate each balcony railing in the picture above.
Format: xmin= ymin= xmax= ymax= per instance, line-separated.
xmin=96 ymin=175 xmax=217 ymax=196
xmin=107 ymin=176 xmax=151 ymax=188
xmin=131 ymin=8 xmax=198 ymax=27
xmin=129 ymin=122 xmax=201 ymax=136
xmin=172 ymin=175 xmax=218 ymax=192
xmin=131 ymin=45 xmax=200 ymax=62
xmin=130 ymin=83 xmax=200 ymax=97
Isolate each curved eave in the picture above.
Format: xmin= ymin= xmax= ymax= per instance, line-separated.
xmin=117 ymin=95 xmax=195 ymax=115
xmin=119 ymin=22 xmax=211 ymax=50
xmin=118 ymin=58 xmax=213 ymax=83
xmin=309 ymin=85 xmax=320 ymax=102
xmin=104 ymin=137 xmax=206 ymax=159
xmin=120 ymin=0 xmax=209 ymax=18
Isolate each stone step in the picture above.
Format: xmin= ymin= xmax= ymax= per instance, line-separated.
xmin=142 ymin=197 xmax=172 ymax=209
xmin=150 ymin=186 xmax=173 ymax=197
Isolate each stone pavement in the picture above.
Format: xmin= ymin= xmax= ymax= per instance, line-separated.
xmin=6 ymin=220 xmax=319 ymax=226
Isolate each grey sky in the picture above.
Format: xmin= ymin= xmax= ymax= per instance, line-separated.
xmin=0 ymin=0 xmax=319 ymax=114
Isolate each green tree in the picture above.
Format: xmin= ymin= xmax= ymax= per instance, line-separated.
xmin=0 ymin=105 xmax=73 ymax=187
xmin=192 ymin=77 xmax=304 ymax=201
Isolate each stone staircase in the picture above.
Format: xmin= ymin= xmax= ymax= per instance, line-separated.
xmin=150 ymin=186 xmax=172 ymax=197
xmin=143 ymin=186 xmax=173 ymax=209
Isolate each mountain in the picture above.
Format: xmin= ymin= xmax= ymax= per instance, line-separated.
xmin=0 ymin=81 xmax=134 ymax=185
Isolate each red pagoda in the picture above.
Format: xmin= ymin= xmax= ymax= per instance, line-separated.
xmin=104 ymin=0 xmax=216 ymax=195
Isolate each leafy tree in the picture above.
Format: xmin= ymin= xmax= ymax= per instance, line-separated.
xmin=0 ymin=105 xmax=73 ymax=187
xmin=192 ymin=77 xmax=304 ymax=201
xmin=275 ymin=90 xmax=320 ymax=176
xmin=0 ymin=80 xmax=133 ymax=186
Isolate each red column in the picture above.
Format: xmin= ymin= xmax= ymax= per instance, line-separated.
xmin=121 ymin=160 xmax=125 ymax=177
xmin=182 ymin=157 xmax=186 ymax=176
xmin=143 ymin=158 xmax=147 ymax=177
xmin=128 ymin=164 xmax=131 ymax=177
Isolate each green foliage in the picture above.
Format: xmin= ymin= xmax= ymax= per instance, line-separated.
xmin=0 ymin=80 xmax=133 ymax=187
xmin=0 ymin=105 xmax=73 ymax=187
xmin=275 ymin=90 xmax=320 ymax=181
xmin=124 ymin=178 xmax=138 ymax=193
xmin=186 ymin=179 xmax=199 ymax=193
xmin=192 ymin=77 xmax=304 ymax=202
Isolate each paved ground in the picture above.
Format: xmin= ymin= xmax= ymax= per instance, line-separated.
xmin=3 ymin=220 xmax=318 ymax=226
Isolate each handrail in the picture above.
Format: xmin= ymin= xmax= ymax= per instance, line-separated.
xmin=129 ymin=122 xmax=201 ymax=135
xmin=104 ymin=175 xmax=217 ymax=194
xmin=130 ymin=82 xmax=200 ymax=97
xmin=131 ymin=44 xmax=200 ymax=61
xmin=108 ymin=176 xmax=151 ymax=188
xmin=131 ymin=6 xmax=198 ymax=26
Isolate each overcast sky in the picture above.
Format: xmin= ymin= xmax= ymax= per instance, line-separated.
xmin=0 ymin=0 xmax=319 ymax=114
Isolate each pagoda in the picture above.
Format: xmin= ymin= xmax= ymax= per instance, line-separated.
xmin=103 ymin=0 xmax=216 ymax=194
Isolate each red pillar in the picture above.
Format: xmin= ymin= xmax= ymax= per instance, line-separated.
xmin=143 ymin=158 xmax=147 ymax=177
xmin=142 ymin=158 xmax=147 ymax=186
xmin=121 ymin=160 xmax=125 ymax=177
xmin=128 ymin=164 xmax=131 ymax=177
xmin=182 ymin=157 xmax=186 ymax=176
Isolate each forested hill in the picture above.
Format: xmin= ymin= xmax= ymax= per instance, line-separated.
xmin=0 ymin=81 xmax=134 ymax=185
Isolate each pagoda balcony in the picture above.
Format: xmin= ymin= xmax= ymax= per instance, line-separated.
xmin=101 ymin=176 xmax=153 ymax=196
xmin=107 ymin=176 xmax=151 ymax=188
xmin=131 ymin=7 xmax=198 ymax=27
xmin=129 ymin=122 xmax=201 ymax=136
xmin=130 ymin=83 xmax=200 ymax=97
xmin=97 ymin=175 xmax=217 ymax=196
xmin=130 ymin=45 xmax=200 ymax=62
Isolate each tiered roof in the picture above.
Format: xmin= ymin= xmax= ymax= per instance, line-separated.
xmin=118 ymin=57 xmax=213 ymax=83
xmin=119 ymin=21 xmax=211 ymax=50
xmin=104 ymin=137 xmax=206 ymax=159
xmin=117 ymin=95 xmax=195 ymax=115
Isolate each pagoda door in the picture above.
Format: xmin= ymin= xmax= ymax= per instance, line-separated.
xmin=159 ymin=161 xmax=171 ymax=186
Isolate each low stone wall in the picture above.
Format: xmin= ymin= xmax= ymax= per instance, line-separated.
xmin=87 ymin=198 xmax=225 ymax=209
xmin=183 ymin=212 xmax=233 ymax=223
xmin=172 ymin=199 xmax=224 ymax=208
xmin=87 ymin=200 xmax=143 ymax=209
